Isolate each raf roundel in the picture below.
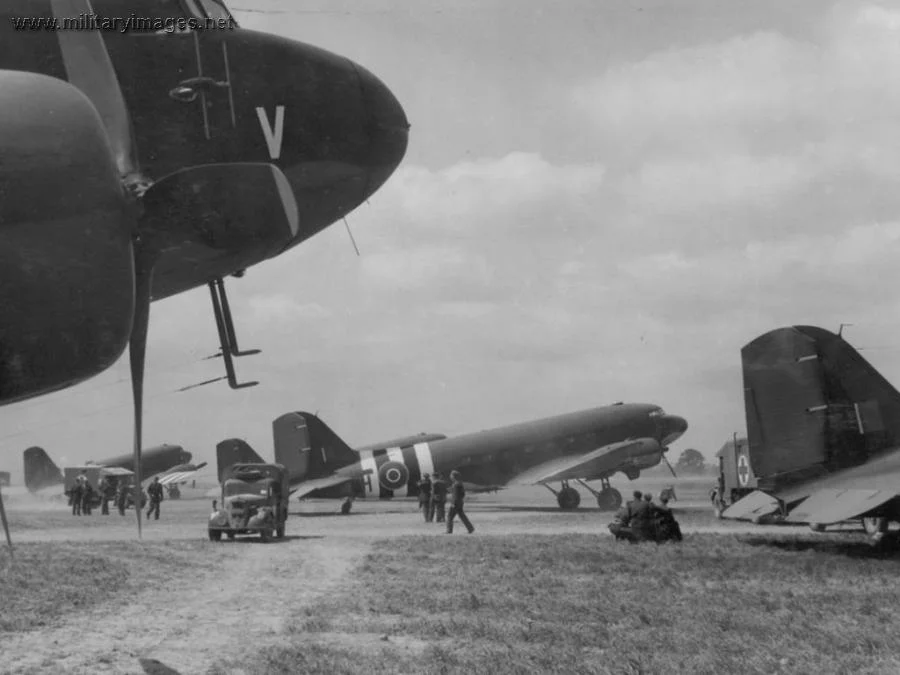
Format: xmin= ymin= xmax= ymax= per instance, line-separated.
xmin=378 ymin=461 xmax=409 ymax=491
xmin=737 ymin=453 xmax=750 ymax=486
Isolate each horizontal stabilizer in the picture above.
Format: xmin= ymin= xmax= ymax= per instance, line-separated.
xmin=721 ymin=490 xmax=781 ymax=521
xmin=511 ymin=438 xmax=661 ymax=485
xmin=291 ymin=474 xmax=357 ymax=499
xmin=785 ymin=489 xmax=898 ymax=525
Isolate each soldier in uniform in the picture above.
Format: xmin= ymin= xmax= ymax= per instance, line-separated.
xmin=629 ymin=492 xmax=655 ymax=542
xmin=417 ymin=473 xmax=433 ymax=522
xmin=654 ymin=494 xmax=683 ymax=542
xmin=446 ymin=470 xmax=474 ymax=534
xmin=430 ymin=471 xmax=448 ymax=523
xmin=608 ymin=505 xmax=634 ymax=542
xmin=116 ymin=479 xmax=128 ymax=516
xmin=97 ymin=475 xmax=112 ymax=515
xmin=70 ymin=477 xmax=83 ymax=516
xmin=81 ymin=478 xmax=94 ymax=515
xmin=146 ymin=476 xmax=164 ymax=520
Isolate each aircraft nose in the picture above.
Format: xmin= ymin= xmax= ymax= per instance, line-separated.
xmin=354 ymin=63 xmax=410 ymax=198
xmin=661 ymin=415 xmax=688 ymax=446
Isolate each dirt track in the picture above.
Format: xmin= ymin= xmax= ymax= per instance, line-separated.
xmin=1 ymin=531 xmax=369 ymax=675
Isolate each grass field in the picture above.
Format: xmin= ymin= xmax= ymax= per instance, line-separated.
xmin=213 ymin=533 xmax=900 ymax=675
xmin=0 ymin=541 xmax=219 ymax=633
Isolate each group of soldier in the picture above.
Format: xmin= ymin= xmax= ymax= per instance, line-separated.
xmin=68 ymin=472 xmax=166 ymax=520
xmin=416 ymin=470 xmax=475 ymax=534
xmin=608 ymin=489 xmax=683 ymax=543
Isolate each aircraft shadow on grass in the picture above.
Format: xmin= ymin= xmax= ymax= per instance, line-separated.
xmin=741 ymin=535 xmax=900 ymax=560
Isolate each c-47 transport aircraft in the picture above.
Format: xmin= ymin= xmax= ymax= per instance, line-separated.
xmin=217 ymin=403 xmax=688 ymax=512
xmin=23 ymin=444 xmax=206 ymax=493
xmin=0 ymin=0 xmax=408 ymax=539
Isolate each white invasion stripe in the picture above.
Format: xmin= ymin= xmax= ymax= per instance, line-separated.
xmin=386 ymin=447 xmax=407 ymax=497
xmin=358 ymin=450 xmax=377 ymax=498
xmin=414 ymin=442 xmax=434 ymax=479
xmin=157 ymin=471 xmax=196 ymax=485
xmin=796 ymin=354 xmax=818 ymax=362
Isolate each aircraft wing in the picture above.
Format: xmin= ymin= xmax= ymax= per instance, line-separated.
xmin=510 ymin=438 xmax=661 ymax=485
xmin=290 ymin=474 xmax=357 ymax=499
xmin=784 ymin=489 xmax=899 ymax=526
xmin=720 ymin=490 xmax=782 ymax=521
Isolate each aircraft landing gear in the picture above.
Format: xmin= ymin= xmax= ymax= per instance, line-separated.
xmin=863 ymin=516 xmax=888 ymax=536
xmin=543 ymin=482 xmax=581 ymax=510
xmin=575 ymin=478 xmax=622 ymax=512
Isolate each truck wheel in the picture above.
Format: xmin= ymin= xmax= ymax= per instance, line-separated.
xmin=226 ymin=531 xmax=236 ymax=540
xmin=260 ymin=529 xmax=270 ymax=542
xmin=276 ymin=525 xmax=285 ymax=539
xmin=208 ymin=530 xmax=222 ymax=541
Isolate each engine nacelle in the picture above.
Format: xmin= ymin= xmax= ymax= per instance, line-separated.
xmin=0 ymin=71 xmax=134 ymax=405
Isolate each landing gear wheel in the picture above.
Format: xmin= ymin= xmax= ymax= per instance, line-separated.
xmin=208 ymin=530 xmax=222 ymax=541
xmin=809 ymin=523 xmax=826 ymax=533
xmin=557 ymin=487 xmax=581 ymax=510
xmin=863 ymin=517 xmax=888 ymax=535
xmin=596 ymin=488 xmax=622 ymax=511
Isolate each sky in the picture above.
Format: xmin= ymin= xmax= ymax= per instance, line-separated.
xmin=5 ymin=0 xmax=900 ymax=480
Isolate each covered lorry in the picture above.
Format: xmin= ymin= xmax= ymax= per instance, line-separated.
xmin=208 ymin=463 xmax=289 ymax=542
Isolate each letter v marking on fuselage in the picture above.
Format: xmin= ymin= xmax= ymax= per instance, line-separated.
xmin=256 ymin=106 xmax=285 ymax=160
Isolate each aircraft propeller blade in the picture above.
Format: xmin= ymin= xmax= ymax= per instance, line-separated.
xmin=0 ymin=485 xmax=12 ymax=558
xmin=662 ymin=451 xmax=677 ymax=478
xmin=128 ymin=250 xmax=157 ymax=540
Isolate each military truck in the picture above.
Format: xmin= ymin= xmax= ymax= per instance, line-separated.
xmin=208 ymin=463 xmax=289 ymax=542
xmin=710 ymin=436 xmax=759 ymax=517
xmin=64 ymin=466 xmax=146 ymax=510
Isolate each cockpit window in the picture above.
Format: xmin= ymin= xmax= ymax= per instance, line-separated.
xmin=197 ymin=0 xmax=238 ymax=24
xmin=648 ymin=408 xmax=666 ymax=417
xmin=90 ymin=0 xmax=188 ymax=31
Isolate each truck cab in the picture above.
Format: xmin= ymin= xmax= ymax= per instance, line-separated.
xmin=208 ymin=463 xmax=289 ymax=542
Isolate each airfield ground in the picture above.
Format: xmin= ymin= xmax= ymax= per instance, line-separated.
xmin=1 ymin=477 xmax=899 ymax=674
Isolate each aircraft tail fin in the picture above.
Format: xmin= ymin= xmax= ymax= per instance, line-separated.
xmin=23 ymin=446 xmax=64 ymax=492
xmin=216 ymin=439 xmax=265 ymax=482
xmin=273 ymin=412 xmax=358 ymax=483
xmin=742 ymin=325 xmax=900 ymax=490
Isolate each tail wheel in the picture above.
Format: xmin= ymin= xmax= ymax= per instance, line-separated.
xmin=596 ymin=488 xmax=622 ymax=511
xmin=557 ymin=487 xmax=581 ymax=510
xmin=863 ymin=517 xmax=888 ymax=535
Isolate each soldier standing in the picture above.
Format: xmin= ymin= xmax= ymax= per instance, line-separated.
xmin=81 ymin=479 xmax=94 ymax=515
xmin=116 ymin=479 xmax=128 ymax=516
xmin=431 ymin=471 xmax=448 ymax=523
xmin=446 ymin=470 xmax=474 ymax=534
xmin=146 ymin=476 xmax=163 ymax=520
xmin=97 ymin=475 xmax=111 ymax=515
xmin=70 ymin=477 xmax=83 ymax=516
xmin=417 ymin=473 xmax=433 ymax=522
